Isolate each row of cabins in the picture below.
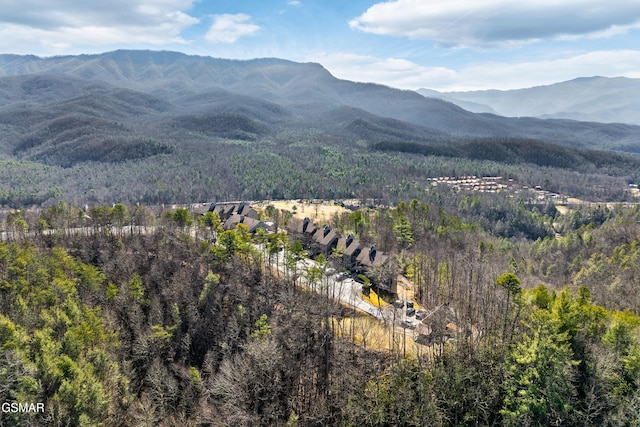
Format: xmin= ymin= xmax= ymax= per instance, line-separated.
xmin=196 ymin=203 xmax=397 ymax=294
xmin=197 ymin=203 xmax=471 ymax=344
xmin=211 ymin=201 xmax=258 ymax=222
xmin=287 ymin=217 xmax=397 ymax=294
xmin=197 ymin=202 xmax=270 ymax=234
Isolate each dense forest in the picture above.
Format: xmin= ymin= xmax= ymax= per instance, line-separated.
xmin=1 ymin=51 xmax=640 ymax=208
xmin=0 ymin=134 xmax=638 ymax=208
xmin=2 ymin=50 xmax=640 ymax=426
xmin=2 ymin=197 xmax=640 ymax=426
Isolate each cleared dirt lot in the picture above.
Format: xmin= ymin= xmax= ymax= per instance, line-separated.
xmin=254 ymin=199 xmax=351 ymax=223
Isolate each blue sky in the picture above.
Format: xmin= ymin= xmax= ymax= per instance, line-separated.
xmin=2 ymin=0 xmax=640 ymax=91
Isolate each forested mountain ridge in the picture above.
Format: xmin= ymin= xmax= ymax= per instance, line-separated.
xmin=0 ymin=50 xmax=639 ymax=206
xmin=419 ymin=76 xmax=640 ymax=125
xmin=2 ymin=50 xmax=640 ymax=146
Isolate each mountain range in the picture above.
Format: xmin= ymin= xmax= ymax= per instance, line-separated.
xmin=0 ymin=50 xmax=638 ymax=206
xmin=418 ymin=76 xmax=640 ymax=125
xmin=2 ymin=51 xmax=640 ymax=149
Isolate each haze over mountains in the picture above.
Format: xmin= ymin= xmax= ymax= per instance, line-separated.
xmin=1 ymin=50 xmax=640 ymax=151
xmin=0 ymin=49 xmax=639 ymax=206
xmin=418 ymin=76 xmax=640 ymax=126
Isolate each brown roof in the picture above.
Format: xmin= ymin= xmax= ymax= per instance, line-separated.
xmin=356 ymin=244 xmax=388 ymax=268
xmin=336 ymin=234 xmax=362 ymax=256
xmin=191 ymin=204 xmax=211 ymax=215
xmin=223 ymin=214 xmax=267 ymax=233
xmin=415 ymin=304 xmax=459 ymax=342
xmin=235 ymin=202 xmax=258 ymax=219
xmin=287 ymin=217 xmax=317 ymax=236
xmin=211 ymin=202 xmax=258 ymax=220
xmin=422 ymin=304 xmax=457 ymax=327
xmin=313 ymin=225 xmax=338 ymax=247
xmin=211 ymin=203 xmax=235 ymax=219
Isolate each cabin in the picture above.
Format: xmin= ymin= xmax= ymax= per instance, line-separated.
xmin=223 ymin=213 xmax=269 ymax=233
xmin=285 ymin=217 xmax=398 ymax=295
xmin=235 ymin=202 xmax=258 ymax=219
xmin=414 ymin=304 xmax=460 ymax=345
xmin=209 ymin=202 xmax=258 ymax=221
xmin=310 ymin=225 xmax=339 ymax=257
xmin=286 ymin=217 xmax=318 ymax=246
xmin=335 ymin=233 xmax=362 ymax=270
xmin=355 ymin=244 xmax=388 ymax=270
xmin=191 ymin=203 xmax=211 ymax=216
xmin=355 ymin=244 xmax=397 ymax=293
xmin=288 ymin=216 xmax=316 ymax=235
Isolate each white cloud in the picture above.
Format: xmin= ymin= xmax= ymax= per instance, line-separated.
xmin=205 ymin=14 xmax=260 ymax=44
xmin=0 ymin=0 xmax=199 ymax=54
xmin=288 ymin=1 xmax=302 ymax=6
xmin=310 ymin=50 xmax=640 ymax=91
xmin=350 ymin=0 xmax=640 ymax=47
xmin=310 ymin=52 xmax=457 ymax=90
xmin=457 ymin=50 xmax=640 ymax=90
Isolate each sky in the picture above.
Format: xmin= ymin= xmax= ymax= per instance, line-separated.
xmin=2 ymin=0 xmax=640 ymax=91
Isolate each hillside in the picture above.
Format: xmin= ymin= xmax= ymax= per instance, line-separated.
xmin=3 ymin=52 xmax=640 ymax=427
xmin=418 ymin=76 xmax=640 ymax=125
xmin=0 ymin=50 xmax=638 ymax=206
xmin=3 ymin=51 xmax=640 ymax=146
xmin=3 ymin=195 xmax=640 ymax=425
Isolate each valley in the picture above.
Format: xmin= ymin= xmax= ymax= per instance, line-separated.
xmin=0 ymin=50 xmax=638 ymax=210
xmin=2 ymin=50 xmax=640 ymax=426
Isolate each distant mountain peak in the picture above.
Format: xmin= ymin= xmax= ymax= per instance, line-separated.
xmin=418 ymin=75 xmax=640 ymax=125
